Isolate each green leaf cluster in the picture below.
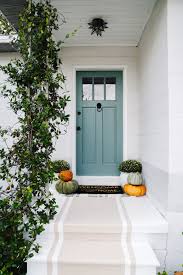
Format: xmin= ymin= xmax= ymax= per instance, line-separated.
xmin=119 ymin=160 xmax=142 ymax=173
xmin=0 ymin=0 xmax=70 ymax=273
xmin=51 ymin=160 xmax=70 ymax=173
xmin=0 ymin=12 xmax=16 ymax=35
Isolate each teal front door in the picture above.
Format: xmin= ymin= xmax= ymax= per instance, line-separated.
xmin=76 ymin=71 xmax=123 ymax=176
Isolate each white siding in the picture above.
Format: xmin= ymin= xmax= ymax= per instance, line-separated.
xmin=166 ymin=0 xmax=183 ymax=272
xmin=0 ymin=46 xmax=139 ymax=172
xmin=56 ymin=46 xmax=139 ymax=167
xmin=139 ymin=0 xmax=183 ymax=272
xmin=138 ymin=0 xmax=169 ymax=214
xmin=167 ymin=0 xmax=183 ymax=212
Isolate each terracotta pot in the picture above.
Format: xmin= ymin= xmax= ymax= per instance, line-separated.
xmin=174 ymin=272 xmax=183 ymax=275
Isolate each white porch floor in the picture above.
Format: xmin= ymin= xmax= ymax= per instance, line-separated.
xmin=27 ymin=193 xmax=168 ymax=275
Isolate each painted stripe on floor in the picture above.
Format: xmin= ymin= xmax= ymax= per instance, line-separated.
xmin=47 ymin=196 xmax=67 ymax=275
xmin=57 ymin=196 xmax=73 ymax=275
xmin=116 ymin=196 xmax=136 ymax=275
xmin=46 ymin=196 xmax=73 ymax=275
xmin=116 ymin=195 xmax=127 ymax=275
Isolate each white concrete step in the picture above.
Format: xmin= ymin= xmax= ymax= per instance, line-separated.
xmin=27 ymin=239 xmax=159 ymax=275
xmin=27 ymin=194 xmax=167 ymax=275
xmin=38 ymin=194 xmax=168 ymax=243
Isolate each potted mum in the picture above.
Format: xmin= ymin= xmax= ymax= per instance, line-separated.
xmin=52 ymin=160 xmax=70 ymax=174
xmin=50 ymin=160 xmax=70 ymax=193
xmin=119 ymin=160 xmax=142 ymax=186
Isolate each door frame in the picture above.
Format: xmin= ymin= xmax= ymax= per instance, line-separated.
xmin=72 ymin=65 xmax=128 ymax=179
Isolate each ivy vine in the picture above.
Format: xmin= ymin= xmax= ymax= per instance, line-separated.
xmin=0 ymin=1 xmax=72 ymax=274
xmin=0 ymin=12 xmax=16 ymax=35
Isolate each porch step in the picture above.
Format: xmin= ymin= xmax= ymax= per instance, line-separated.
xmin=27 ymin=239 xmax=159 ymax=275
xmin=37 ymin=194 xmax=167 ymax=243
xmin=27 ymin=194 xmax=167 ymax=275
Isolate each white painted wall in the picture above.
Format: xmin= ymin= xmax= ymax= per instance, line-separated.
xmin=0 ymin=46 xmax=139 ymax=175
xmin=55 ymin=46 xmax=139 ymax=170
xmin=139 ymin=0 xmax=183 ymax=273
xmin=166 ymin=0 xmax=183 ymax=272
xmin=0 ymin=53 xmax=18 ymax=129
xmin=138 ymin=0 xmax=169 ymax=215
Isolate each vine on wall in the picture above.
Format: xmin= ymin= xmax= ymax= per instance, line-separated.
xmin=0 ymin=1 xmax=71 ymax=274
xmin=0 ymin=12 xmax=16 ymax=35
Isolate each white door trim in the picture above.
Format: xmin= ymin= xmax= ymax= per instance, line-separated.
xmin=71 ymin=65 xmax=128 ymax=182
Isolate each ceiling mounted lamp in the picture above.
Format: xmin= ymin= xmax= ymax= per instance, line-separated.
xmin=88 ymin=18 xmax=108 ymax=36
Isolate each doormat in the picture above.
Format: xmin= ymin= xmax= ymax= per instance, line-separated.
xmin=77 ymin=185 xmax=123 ymax=194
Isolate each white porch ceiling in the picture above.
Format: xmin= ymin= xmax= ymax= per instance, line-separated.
xmin=52 ymin=0 xmax=157 ymax=47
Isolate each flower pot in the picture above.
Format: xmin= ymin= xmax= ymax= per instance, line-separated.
xmin=120 ymin=172 xmax=129 ymax=186
xmin=174 ymin=272 xmax=183 ymax=275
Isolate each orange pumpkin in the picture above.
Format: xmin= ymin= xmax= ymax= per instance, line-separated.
xmin=123 ymin=184 xmax=146 ymax=197
xmin=59 ymin=170 xmax=73 ymax=182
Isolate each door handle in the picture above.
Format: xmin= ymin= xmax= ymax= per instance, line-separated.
xmin=97 ymin=102 xmax=102 ymax=112
xmin=77 ymin=126 xmax=81 ymax=131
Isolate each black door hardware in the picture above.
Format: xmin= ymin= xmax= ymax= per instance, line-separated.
xmin=97 ymin=102 xmax=102 ymax=112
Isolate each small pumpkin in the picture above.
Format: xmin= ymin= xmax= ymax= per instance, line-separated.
xmin=59 ymin=170 xmax=73 ymax=182
xmin=56 ymin=179 xmax=78 ymax=194
xmin=123 ymin=184 xmax=146 ymax=197
xmin=127 ymin=172 xmax=143 ymax=186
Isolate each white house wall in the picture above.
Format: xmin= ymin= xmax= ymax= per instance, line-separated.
xmin=0 ymin=53 xmax=18 ymax=158
xmin=138 ymin=0 xmax=169 ymax=215
xmin=166 ymin=0 xmax=183 ymax=272
xmin=138 ymin=2 xmax=169 ymax=271
xmin=0 ymin=53 xmax=18 ymax=129
xmin=0 ymin=46 xmax=139 ymax=172
xmin=54 ymin=46 xmax=139 ymax=167
xmin=139 ymin=0 xmax=183 ymax=273
xmin=167 ymin=0 xmax=183 ymax=213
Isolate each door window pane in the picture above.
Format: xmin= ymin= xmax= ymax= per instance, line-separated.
xmin=94 ymin=77 xmax=104 ymax=100
xmin=82 ymin=77 xmax=92 ymax=101
xmin=106 ymin=77 xmax=116 ymax=100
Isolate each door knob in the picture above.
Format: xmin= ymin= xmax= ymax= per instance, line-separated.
xmin=77 ymin=126 xmax=81 ymax=131
xmin=97 ymin=102 xmax=102 ymax=112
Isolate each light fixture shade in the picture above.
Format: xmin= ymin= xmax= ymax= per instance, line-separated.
xmin=88 ymin=18 xmax=108 ymax=36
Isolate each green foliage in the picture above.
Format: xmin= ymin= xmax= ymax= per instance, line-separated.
xmin=158 ymin=272 xmax=168 ymax=275
xmin=0 ymin=0 xmax=71 ymax=274
xmin=52 ymin=160 xmax=70 ymax=173
xmin=119 ymin=160 xmax=142 ymax=173
xmin=0 ymin=12 xmax=16 ymax=35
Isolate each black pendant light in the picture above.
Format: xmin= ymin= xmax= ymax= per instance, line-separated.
xmin=88 ymin=18 xmax=108 ymax=36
